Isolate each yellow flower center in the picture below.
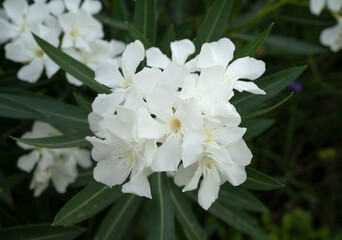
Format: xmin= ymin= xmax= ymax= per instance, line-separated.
xmin=70 ymin=28 xmax=80 ymax=38
xmin=169 ymin=117 xmax=181 ymax=133
xmin=35 ymin=49 xmax=44 ymax=58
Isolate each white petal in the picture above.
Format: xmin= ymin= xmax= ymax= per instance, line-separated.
xmin=4 ymin=38 xmax=34 ymax=62
xmin=174 ymin=163 xmax=197 ymax=187
xmin=170 ymin=39 xmax=195 ymax=65
xmin=206 ymin=147 xmax=233 ymax=166
xmin=86 ymin=136 xmax=113 ymax=153
xmin=109 ymin=39 xmax=126 ymax=57
xmin=66 ymin=74 xmax=83 ymax=86
xmin=26 ymin=3 xmax=49 ymax=23
xmin=198 ymin=171 xmax=220 ymax=210
xmin=181 ymin=129 xmax=205 ymax=167
xmin=214 ymin=127 xmax=246 ymax=145
xmin=95 ymin=59 xmax=124 ymax=88
xmin=135 ymin=108 xmax=167 ymax=140
xmin=227 ymin=139 xmax=252 ymax=166
xmin=32 ymin=121 xmax=57 ymax=137
xmin=64 ymin=0 xmax=81 ymax=12
xmin=213 ymin=102 xmax=241 ymax=126
xmin=37 ymin=150 xmax=54 ymax=169
xmin=197 ymin=38 xmax=235 ymax=69
xmin=197 ymin=66 xmax=226 ymax=95
xmin=146 ymin=47 xmax=171 ymax=69
xmin=93 ymin=159 xmax=130 ymax=187
xmin=91 ymin=92 xmax=124 ymax=116
xmin=18 ymin=59 xmax=44 ymax=83
xmin=132 ymin=67 xmax=160 ymax=95
xmin=17 ymin=150 xmax=40 ymax=172
xmin=226 ymin=57 xmax=266 ymax=81
xmin=160 ymin=62 xmax=190 ymax=91
xmin=234 ymin=81 xmax=266 ymax=94
xmin=183 ymin=167 xmax=202 ymax=191
xmin=151 ymin=136 xmax=182 ymax=172
xmin=73 ymin=149 xmax=92 ymax=168
xmin=176 ymin=98 xmax=203 ymax=129
xmin=121 ymin=40 xmax=145 ymax=79
xmin=327 ymin=0 xmax=342 ymax=11
xmin=0 ymin=19 xmax=18 ymax=43
xmin=3 ymin=0 xmax=28 ymax=23
xmin=32 ymin=180 xmax=49 ymax=197
xmin=43 ymin=56 xmax=59 ymax=78
xmin=310 ymin=0 xmax=325 ymax=15
xmin=179 ymin=74 xmax=198 ymax=100
xmin=47 ymin=0 xmax=65 ymax=15
xmin=122 ymin=172 xmax=152 ymax=198
xmin=81 ymin=0 xmax=102 ymax=14
xmin=221 ymin=164 xmax=247 ymax=186
xmin=88 ymin=112 xmax=104 ymax=137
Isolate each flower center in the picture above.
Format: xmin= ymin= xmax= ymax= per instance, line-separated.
xmin=19 ymin=21 xmax=27 ymax=32
xmin=35 ymin=49 xmax=44 ymax=58
xmin=204 ymin=128 xmax=214 ymax=142
xmin=169 ymin=117 xmax=181 ymax=133
xmin=201 ymin=157 xmax=215 ymax=170
xmin=70 ymin=28 xmax=80 ymax=38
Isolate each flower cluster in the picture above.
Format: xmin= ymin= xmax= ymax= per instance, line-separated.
xmin=87 ymin=38 xmax=266 ymax=210
xmin=310 ymin=0 xmax=342 ymax=51
xmin=17 ymin=121 xmax=91 ymax=197
xmin=1 ymin=0 xmax=125 ymax=84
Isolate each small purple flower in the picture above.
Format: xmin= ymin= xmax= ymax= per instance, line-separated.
xmin=289 ymin=81 xmax=302 ymax=93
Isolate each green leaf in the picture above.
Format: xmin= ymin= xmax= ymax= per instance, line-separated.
xmin=69 ymin=170 xmax=93 ymax=188
xmin=0 ymin=224 xmax=85 ymax=240
xmin=218 ymin=183 xmax=267 ymax=212
xmin=125 ymin=22 xmax=153 ymax=49
xmin=232 ymin=66 xmax=306 ymax=113
xmin=209 ymin=203 xmax=268 ymax=240
xmin=234 ymin=23 xmax=273 ymax=59
xmin=148 ymin=173 xmax=174 ymax=240
xmin=133 ymin=0 xmax=157 ymax=44
xmin=73 ymin=93 xmax=92 ymax=114
xmin=195 ymin=0 xmax=233 ymax=51
xmin=161 ymin=25 xmax=176 ymax=56
xmin=0 ymin=93 xmax=88 ymax=131
xmin=169 ymin=184 xmax=206 ymax=240
xmin=12 ymin=131 xmax=90 ymax=149
xmin=242 ymin=118 xmax=275 ymax=141
xmin=243 ymin=92 xmax=294 ymax=119
xmin=0 ymin=95 xmax=42 ymax=119
xmin=0 ymin=171 xmax=13 ymax=205
xmin=96 ymin=14 xmax=127 ymax=30
xmin=241 ymin=167 xmax=285 ymax=190
xmin=33 ymin=34 xmax=110 ymax=94
xmin=95 ymin=195 xmax=142 ymax=240
xmin=52 ymin=181 xmax=121 ymax=226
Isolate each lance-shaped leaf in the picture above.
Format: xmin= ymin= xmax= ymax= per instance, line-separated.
xmin=69 ymin=170 xmax=93 ymax=188
xmin=33 ymin=34 xmax=110 ymax=94
xmin=169 ymin=184 xmax=206 ymax=240
xmin=95 ymin=195 xmax=142 ymax=240
xmin=12 ymin=131 xmax=90 ymax=149
xmin=161 ymin=25 xmax=175 ymax=56
xmin=241 ymin=167 xmax=285 ymax=190
xmin=234 ymin=23 xmax=273 ymax=59
xmin=125 ymin=22 xmax=153 ymax=49
xmin=0 ymin=95 xmax=42 ymax=119
xmin=96 ymin=14 xmax=127 ymax=30
xmin=52 ymin=181 xmax=121 ymax=226
xmin=133 ymin=0 xmax=156 ymax=44
xmin=0 ymin=171 xmax=13 ymax=205
xmin=232 ymin=66 xmax=306 ymax=113
xmin=148 ymin=173 xmax=174 ymax=240
xmin=195 ymin=0 xmax=233 ymax=51
xmin=242 ymin=118 xmax=275 ymax=141
xmin=73 ymin=93 xmax=92 ymax=114
xmin=218 ymin=183 xmax=267 ymax=212
xmin=0 ymin=93 xmax=88 ymax=131
xmin=0 ymin=224 xmax=85 ymax=240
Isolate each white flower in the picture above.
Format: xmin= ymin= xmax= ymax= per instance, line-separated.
xmin=63 ymin=39 xmax=126 ymax=86
xmin=320 ymin=17 xmax=342 ymax=52
xmin=58 ymin=10 xmax=103 ymax=52
xmin=0 ymin=0 xmax=49 ymax=44
xmin=63 ymin=0 xmax=102 ymax=15
xmin=34 ymin=0 xmax=65 ymax=16
xmin=197 ymin=38 xmax=266 ymax=96
xmin=17 ymin=121 xmax=91 ymax=197
xmin=310 ymin=0 xmax=342 ymax=16
xmin=4 ymin=24 xmax=60 ymax=83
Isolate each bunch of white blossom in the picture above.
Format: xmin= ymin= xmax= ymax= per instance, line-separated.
xmin=86 ymin=38 xmax=266 ymax=210
xmin=310 ymin=0 xmax=342 ymax=51
xmin=1 ymin=0 xmax=125 ymax=85
xmin=17 ymin=121 xmax=92 ymax=197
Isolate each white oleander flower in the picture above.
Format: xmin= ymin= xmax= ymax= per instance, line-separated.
xmin=33 ymin=0 xmax=65 ymax=16
xmin=320 ymin=17 xmax=342 ymax=51
xmin=64 ymin=39 xmax=126 ymax=86
xmin=58 ymin=10 xmax=103 ymax=52
xmin=0 ymin=0 xmax=49 ymax=44
xmin=17 ymin=121 xmax=91 ymax=197
xmin=63 ymin=0 xmax=102 ymax=15
xmin=197 ymin=38 xmax=266 ymax=96
xmin=310 ymin=0 xmax=342 ymax=16
xmin=4 ymin=24 xmax=60 ymax=83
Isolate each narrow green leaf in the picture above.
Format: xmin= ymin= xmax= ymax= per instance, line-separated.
xmin=161 ymin=25 xmax=176 ymax=56
xmin=232 ymin=66 xmax=306 ymax=113
xmin=96 ymin=14 xmax=127 ymax=30
xmin=133 ymin=0 xmax=157 ymax=44
xmin=148 ymin=173 xmax=174 ymax=240
xmin=243 ymin=92 xmax=294 ymax=119
xmin=69 ymin=170 xmax=93 ymax=188
xmin=0 ymin=93 xmax=88 ymax=131
xmin=0 ymin=95 xmax=42 ymax=119
xmin=12 ymin=131 xmax=90 ymax=149
xmin=169 ymin=184 xmax=206 ymax=240
xmin=242 ymin=118 xmax=275 ymax=141
xmin=234 ymin=23 xmax=273 ymax=59
xmin=218 ymin=183 xmax=267 ymax=212
xmin=241 ymin=167 xmax=285 ymax=190
xmin=209 ymin=203 xmax=268 ymax=240
xmin=195 ymin=0 xmax=233 ymax=50
xmin=0 ymin=171 xmax=13 ymax=205
xmin=52 ymin=181 xmax=121 ymax=226
xmin=73 ymin=93 xmax=92 ymax=114
xmin=33 ymin=34 xmax=110 ymax=94
xmin=125 ymin=22 xmax=153 ymax=49
xmin=95 ymin=195 xmax=142 ymax=240
xmin=0 ymin=224 xmax=85 ymax=240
